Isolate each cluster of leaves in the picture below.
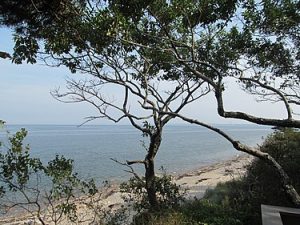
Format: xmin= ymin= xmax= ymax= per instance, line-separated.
xmin=0 ymin=126 xmax=97 ymax=222
xmin=2 ymin=0 xmax=297 ymax=83
xmin=242 ymin=0 xmax=300 ymax=79
xmin=120 ymin=170 xmax=185 ymax=213
xmin=142 ymin=121 xmax=155 ymax=137
xmin=1 ymin=0 xmax=87 ymax=65
xmin=0 ymin=128 xmax=42 ymax=197
xmin=244 ymin=129 xmax=300 ymax=205
xmin=203 ymin=179 xmax=259 ymax=225
xmin=0 ymin=0 xmax=86 ymax=28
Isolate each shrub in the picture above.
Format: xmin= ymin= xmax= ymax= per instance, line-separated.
xmin=120 ymin=170 xmax=185 ymax=213
xmin=203 ymin=129 xmax=300 ymax=225
xmin=131 ymin=199 xmax=244 ymax=225
xmin=245 ymin=129 xmax=300 ymax=207
xmin=132 ymin=210 xmax=192 ymax=225
xmin=204 ymin=181 xmax=260 ymax=225
xmin=0 ymin=125 xmax=97 ymax=224
xmin=181 ymin=199 xmax=244 ymax=225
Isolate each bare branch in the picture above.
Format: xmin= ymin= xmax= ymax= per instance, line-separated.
xmin=215 ymin=83 xmax=300 ymax=128
xmin=240 ymin=77 xmax=293 ymax=119
xmin=110 ymin=158 xmax=144 ymax=183
xmin=126 ymin=160 xmax=146 ymax=165
xmin=0 ymin=51 xmax=11 ymax=59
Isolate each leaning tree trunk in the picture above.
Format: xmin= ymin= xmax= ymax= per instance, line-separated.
xmin=233 ymin=141 xmax=300 ymax=207
xmin=144 ymin=129 xmax=162 ymax=210
xmin=174 ymin=116 xmax=300 ymax=207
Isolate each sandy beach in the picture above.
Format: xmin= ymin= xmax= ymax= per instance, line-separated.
xmin=0 ymin=154 xmax=253 ymax=225
xmin=175 ymin=154 xmax=253 ymax=199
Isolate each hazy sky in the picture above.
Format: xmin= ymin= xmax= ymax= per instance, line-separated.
xmin=0 ymin=28 xmax=292 ymax=125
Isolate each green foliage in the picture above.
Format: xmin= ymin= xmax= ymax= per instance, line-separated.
xmin=242 ymin=129 xmax=300 ymax=206
xmin=129 ymin=198 xmax=244 ymax=225
xmin=12 ymin=35 xmax=38 ymax=64
xmin=0 ymin=0 xmax=86 ymax=28
xmin=1 ymin=0 xmax=297 ymax=85
xmin=131 ymin=210 xmax=192 ymax=225
xmin=120 ymin=171 xmax=184 ymax=212
xmin=0 ymin=126 xmax=97 ymax=222
xmin=204 ymin=180 xmax=260 ymax=225
xmin=180 ymin=199 xmax=243 ymax=225
xmin=203 ymin=129 xmax=300 ymax=225
xmin=0 ymin=128 xmax=43 ymax=192
xmin=102 ymin=205 xmax=130 ymax=225
xmin=242 ymin=0 xmax=299 ymax=79
xmin=115 ymin=170 xmax=187 ymax=224
xmin=142 ymin=121 xmax=155 ymax=137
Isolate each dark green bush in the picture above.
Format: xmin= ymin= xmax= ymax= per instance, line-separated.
xmin=204 ymin=129 xmax=300 ymax=225
xmin=245 ymin=129 xmax=300 ymax=207
xmin=131 ymin=210 xmax=192 ymax=225
xmin=181 ymin=199 xmax=243 ymax=225
xmin=204 ymin=180 xmax=261 ymax=225
xmin=131 ymin=199 xmax=244 ymax=225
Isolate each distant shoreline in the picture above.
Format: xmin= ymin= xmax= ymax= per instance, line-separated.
xmin=0 ymin=124 xmax=270 ymax=187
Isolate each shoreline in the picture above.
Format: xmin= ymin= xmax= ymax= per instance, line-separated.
xmin=0 ymin=154 xmax=254 ymax=224
xmin=175 ymin=153 xmax=253 ymax=199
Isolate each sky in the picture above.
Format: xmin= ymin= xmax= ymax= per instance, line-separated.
xmin=0 ymin=28 xmax=292 ymax=125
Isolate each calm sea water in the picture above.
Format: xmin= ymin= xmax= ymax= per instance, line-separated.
xmin=0 ymin=124 xmax=272 ymax=184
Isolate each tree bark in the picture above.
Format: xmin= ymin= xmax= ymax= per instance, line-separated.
xmin=144 ymin=129 xmax=162 ymax=210
xmin=215 ymin=89 xmax=300 ymax=128
xmin=232 ymin=141 xmax=300 ymax=207
xmin=145 ymin=158 xmax=159 ymax=210
xmin=169 ymin=113 xmax=300 ymax=208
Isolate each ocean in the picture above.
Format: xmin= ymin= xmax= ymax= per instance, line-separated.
xmin=0 ymin=124 xmax=272 ymax=185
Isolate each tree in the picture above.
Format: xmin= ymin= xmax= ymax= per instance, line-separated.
xmin=0 ymin=0 xmax=86 ymax=27
xmin=51 ymin=55 xmax=209 ymax=209
xmin=166 ymin=0 xmax=300 ymax=206
xmin=2 ymin=0 xmax=211 ymax=210
xmin=2 ymin=0 xmax=300 ymax=208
